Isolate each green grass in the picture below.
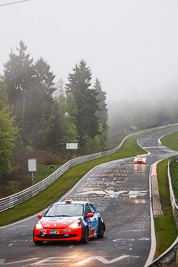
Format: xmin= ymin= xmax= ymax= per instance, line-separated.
xmin=155 ymin=129 xmax=178 ymax=256
xmin=1 ymin=129 xmax=177 ymax=259
xmin=0 ymin=134 xmax=146 ymax=226
xmin=161 ymin=130 xmax=178 ymax=201
xmin=154 ymin=159 xmax=178 ymax=257
xmin=34 ymin=165 xmax=61 ymax=184
xmin=161 ymin=131 xmax=178 ymax=151
xmin=170 ymin=160 xmax=178 ymax=201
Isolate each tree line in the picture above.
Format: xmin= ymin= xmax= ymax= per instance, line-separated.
xmin=0 ymin=41 xmax=108 ymax=177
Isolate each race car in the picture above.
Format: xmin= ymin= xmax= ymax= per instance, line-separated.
xmin=33 ymin=200 xmax=105 ymax=245
xmin=134 ymin=155 xmax=147 ymax=164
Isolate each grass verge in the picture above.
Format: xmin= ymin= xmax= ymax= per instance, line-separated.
xmin=34 ymin=165 xmax=61 ymax=184
xmin=1 ymin=129 xmax=177 ymax=259
xmin=154 ymin=159 xmax=178 ymax=257
xmin=0 ymin=134 xmax=146 ymax=226
xmin=170 ymin=160 xmax=178 ymax=200
xmin=161 ymin=131 xmax=178 ymax=151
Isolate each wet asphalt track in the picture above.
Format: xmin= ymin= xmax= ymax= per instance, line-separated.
xmin=0 ymin=126 xmax=178 ymax=267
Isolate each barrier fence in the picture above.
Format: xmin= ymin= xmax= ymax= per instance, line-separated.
xmin=0 ymin=125 xmax=178 ymax=266
xmin=146 ymin=157 xmax=178 ymax=267
xmin=0 ymin=130 xmax=129 ymax=213
xmin=147 ymin=237 xmax=178 ymax=267
xmin=168 ymin=159 xmax=178 ymax=212
xmin=0 ymin=125 xmax=177 ymax=213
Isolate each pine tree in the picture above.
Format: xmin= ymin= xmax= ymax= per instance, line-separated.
xmin=65 ymin=93 xmax=78 ymax=142
xmin=94 ymin=78 xmax=108 ymax=149
xmin=4 ymin=41 xmax=34 ymax=124
xmin=56 ymin=92 xmax=78 ymax=148
xmin=4 ymin=42 xmax=61 ymax=149
xmin=66 ymin=60 xmax=99 ymax=148
xmin=94 ymin=78 xmax=108 ymax=132
xmin=23 ymin=58 xmax=58 ymax=148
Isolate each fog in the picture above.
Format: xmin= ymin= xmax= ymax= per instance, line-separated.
xmin=0 ymin=0 xmax=178 ymax=104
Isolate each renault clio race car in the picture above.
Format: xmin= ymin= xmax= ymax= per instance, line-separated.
xmin=33 ymin=200 xmax=105 ymax=245
xmin=134 ymin=155 xmax=147 ymax=164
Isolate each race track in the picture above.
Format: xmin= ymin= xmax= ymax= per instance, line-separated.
xmin=0 ymin=126 xmax=178 ymax=267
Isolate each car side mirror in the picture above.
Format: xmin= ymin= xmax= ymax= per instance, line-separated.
xmin=87 ymin=213 xmax=94 ymax=218
xmin=38 ymin=214 xmax=42 ymax=219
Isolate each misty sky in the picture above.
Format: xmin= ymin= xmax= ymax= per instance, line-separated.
xmin=0 ymin=0 xmax=178 ymax=102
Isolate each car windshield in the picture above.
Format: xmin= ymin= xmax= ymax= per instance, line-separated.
xmin=45 ymin=204 xmax=83 ymax=217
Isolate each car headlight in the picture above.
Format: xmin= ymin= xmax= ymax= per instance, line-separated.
xmin=35 ymin=222 xmax=43 ymax=230
xmin=68 ymin=221 xmax=80 ymax=229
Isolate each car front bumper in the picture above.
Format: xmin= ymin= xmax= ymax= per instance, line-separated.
xmin=34 ymin=227 xmax=83 ymax=242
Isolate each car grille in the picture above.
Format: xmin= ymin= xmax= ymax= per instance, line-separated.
xmin=37 ymin=234 xmax=77 ymax=239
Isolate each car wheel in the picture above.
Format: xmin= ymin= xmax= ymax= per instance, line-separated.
xmin=97 ymin=219 xmax=105 ymax=238
xmin=81 ymin=227 xmax=89 ymax=243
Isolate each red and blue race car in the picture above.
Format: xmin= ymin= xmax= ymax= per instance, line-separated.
xmin=33 ymin=200 xmax=105 ymax=245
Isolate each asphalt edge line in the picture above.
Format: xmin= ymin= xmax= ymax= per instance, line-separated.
xmin=144 ymin=162 xmax=157 ymax=267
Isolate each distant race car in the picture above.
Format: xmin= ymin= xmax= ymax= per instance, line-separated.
xmin=134 ymin=155 xmax=147 ymax=164
xmin=33 ymin=200 xmax=105 ymax=245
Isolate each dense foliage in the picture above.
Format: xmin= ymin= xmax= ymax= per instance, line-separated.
xmin=1 ymin=40 xmax=178 ymax=180
xmin=170 ymin=159 xmax=178 ymax=200
xmin=0 ymin=42 xmax=108 ymax=178
xmin=66 ymin=60 xmax=101 ymax=147
xmin=0 ymin=77 xmax=18 ymax=176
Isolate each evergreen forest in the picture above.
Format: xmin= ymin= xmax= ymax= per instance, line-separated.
xmin=0 ymin=41 xmax=108 ymax=179
xmin=0 ymin=41 xmax=178 ymax=192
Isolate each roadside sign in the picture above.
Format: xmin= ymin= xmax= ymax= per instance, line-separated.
xmin=28 ymin=158 xmax=37 ymax=172
xmin=28 ymin=158 xmax=37 ymax=184
xmin=66 ymin=143 xmax=78 ymax=149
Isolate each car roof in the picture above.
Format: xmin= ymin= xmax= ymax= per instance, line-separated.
xmin=53 ymin=200 xmax=91 ymax=206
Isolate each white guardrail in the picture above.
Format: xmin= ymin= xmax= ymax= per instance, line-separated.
xmin=147 ymin=157 xmax=178 ymax=267
xmin=168 ymin=158 xmax=178 ymax=214
xmin=0 ymin=125 xmax=178 ymax=266
xmin=0 ymin=125 xmax=177 ymax=213
xmin=147 ymin=236 xmax=178 ymax=267
xmin=0 ymin=127 xmax=159 ymax=213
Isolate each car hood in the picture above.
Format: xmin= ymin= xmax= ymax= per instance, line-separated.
xmin=40 ymin=216 xmax=82 ymax=229
xmin=135 ymin=157 xmax=146 ymax=160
